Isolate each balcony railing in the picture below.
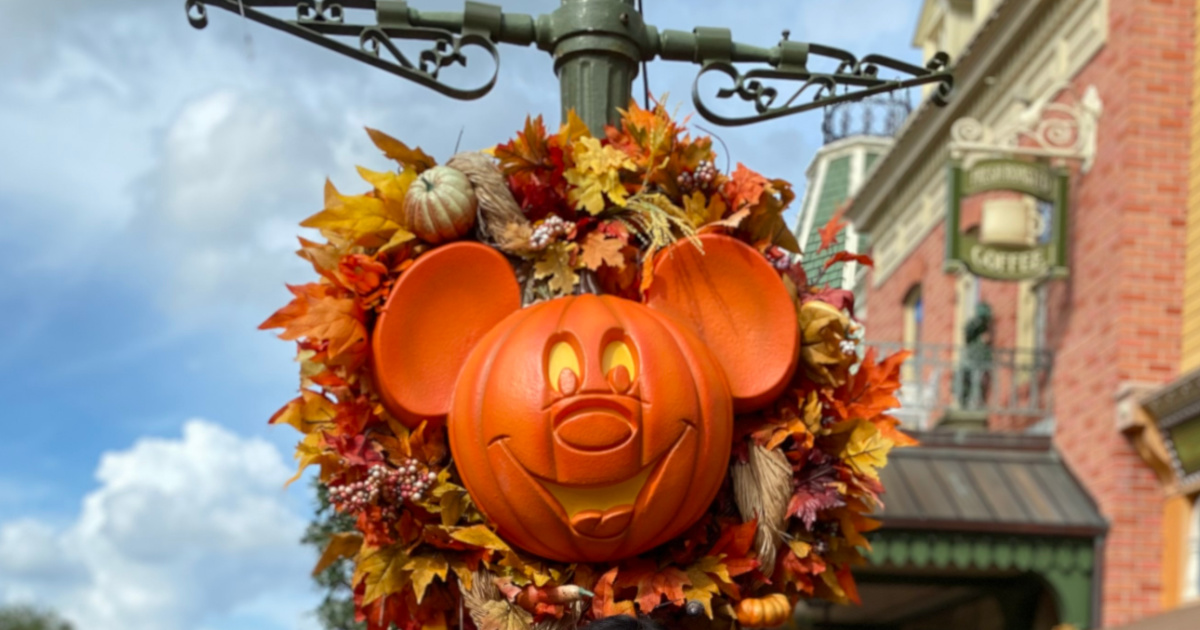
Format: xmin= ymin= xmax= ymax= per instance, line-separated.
xmin=864 ymin=341 xmax=1054 ymax=431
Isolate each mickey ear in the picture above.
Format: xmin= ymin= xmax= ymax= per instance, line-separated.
xmin=372 ymin=243 xmax=521 ymax=426
xmin=645 ymin=234 xmax=799 ymax=413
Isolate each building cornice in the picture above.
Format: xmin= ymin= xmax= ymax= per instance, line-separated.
xmin=1142 ymin=366 xmax=1200 ymax=431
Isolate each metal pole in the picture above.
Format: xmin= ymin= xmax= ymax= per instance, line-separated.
xmin=546 ymin=0 xmax=645 ymax=135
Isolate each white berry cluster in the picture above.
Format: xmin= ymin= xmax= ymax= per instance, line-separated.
xmin=328 ymin=461 xmax=438 ymax=515
xmin=677 ymin=159 xmax=718 ymax=193
xmin=764 ymin=245 xmax=798 ymax=271
xmin=528 ymin=215 xmax=574 ymax=251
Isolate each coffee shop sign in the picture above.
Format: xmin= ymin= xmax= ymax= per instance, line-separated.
xmin=946 ymin=158 xmax=1069 ymax=282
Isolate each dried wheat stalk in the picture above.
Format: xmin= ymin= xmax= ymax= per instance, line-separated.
xmin=731 ymin=444 xmax=793 ymax=576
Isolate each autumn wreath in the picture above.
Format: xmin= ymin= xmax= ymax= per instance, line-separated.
xmin=262 ymin=102 xmax=914 ymax=630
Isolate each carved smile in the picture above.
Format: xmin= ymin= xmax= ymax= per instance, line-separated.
xmin=540 ymin=464 xmax=654 ymax=538
xmin=493 ymin=424 xmax=693 ymax=540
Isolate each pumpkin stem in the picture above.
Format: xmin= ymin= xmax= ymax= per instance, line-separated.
xmin=422 ymin=176 xmax=435 ymax=192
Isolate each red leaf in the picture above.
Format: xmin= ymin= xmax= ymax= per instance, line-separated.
xmin=709 ymin=519 xmax=757 ymax=559
xmin=821 ymin=251 xmax=875 ymax=272
xmin=816 ymin=202 xmax=849 ymax=253
xmin=837 ymin=566 xmax=861 ymax=605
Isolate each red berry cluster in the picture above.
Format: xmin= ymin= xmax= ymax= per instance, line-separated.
xmin=677 ymin=159 xmax=718 ymax=194
xmin=329 ymin=460 xmax=439 ymax=516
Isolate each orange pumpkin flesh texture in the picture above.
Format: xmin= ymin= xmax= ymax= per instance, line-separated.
xmin=371 ymin=234 xmax=800 ymax=563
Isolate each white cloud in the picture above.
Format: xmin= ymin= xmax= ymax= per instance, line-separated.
xmin=0 ymin=420 xmax=317 ymax=630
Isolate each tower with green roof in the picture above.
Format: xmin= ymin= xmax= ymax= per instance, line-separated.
xmin=794 ymin=95 xmax=912 ymax=297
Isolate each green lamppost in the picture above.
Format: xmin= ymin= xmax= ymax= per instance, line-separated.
xmin=184 ymin=0 xmax=954 ymax=136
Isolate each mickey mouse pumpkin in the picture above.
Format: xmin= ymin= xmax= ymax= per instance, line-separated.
xmin=371 ymin=233 xmax=800 ymax=562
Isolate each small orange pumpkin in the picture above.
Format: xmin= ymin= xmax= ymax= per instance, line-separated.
xmin=403 ymin=165 xmax=477 ymax=243
xmin=736 ymin=594 xmax=793 ymax=628
xmin=372 ymin=234 xmax=800 ymax=562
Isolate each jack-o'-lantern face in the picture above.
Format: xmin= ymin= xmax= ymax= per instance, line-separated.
xmin=372 ymin=234 xmax=799 ymax=563
xmin=449 ymin=295 xmax=732 ymax=561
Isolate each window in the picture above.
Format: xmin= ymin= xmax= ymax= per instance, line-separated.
xmin=904 ymin=285 xmax=923 ymax=348
xmin=902 ymin=285 xmax=923 ymax=385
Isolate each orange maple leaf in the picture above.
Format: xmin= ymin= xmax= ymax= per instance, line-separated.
xmin=723 ymin=163 xmax=768 ymax=211
xmin=591 ymin=567 xmax=636 ymax=619
xmin=579 ymin=231 xmax=627 ymax=271
xmin=615 ymin=559 xmax=689 ymax=612
xmin=817 ymin=202 xmax=849 ymax=253
xmin=260 ymin=283 xmax=366 ymax=360
xmin=829 ymin=347 xmax=910 ymax=423
xmin=494 ymin=115 xmax=552 ymax=175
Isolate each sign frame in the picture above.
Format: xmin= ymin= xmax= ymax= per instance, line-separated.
xmin=945 ymin=158 xmax=1070 ymax=281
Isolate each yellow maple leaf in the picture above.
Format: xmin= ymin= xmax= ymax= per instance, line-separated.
xmin=683 ymin=556 xmax=731 ymax=618
xmin=313 ymin=532 xmax=363 ymax=576
xmin=564 ymin=136 xmax=635 ymax=215
xmin=357 ymin=166 xmax=417 ymax=221
xmin=269 ymin=390 xmax=336 ymax=435
xmin=478 ymin=600 xmax=532 ymax=630
xmin=302 ymin=180 xmax=405 ymax=248
xmin=378 ymin=226 xmax=417 ymax=254
xmin=683 ymin=191 xmax=728 ymax=228
xmin=556 ymin=109 xmax=591 ymax=147
xmin=498 ymin=551 xmax=559 ymax=587
xmin=295 ymin=348 xmax=326 ymax=389
xmin=579 ymin=231 xmax=626 ymax=270
xmin=533 ymin=242 xmax=580 ymax=296
xmin=365 ymin=127 xmax=437 ymax=173
xmin=285 ymin=431 xmax=340 ymax=487
xmin=404 ymin=554 xmax=450 ymax=604
xmin=449 ymin=525 xmax=511 ymax=551
xmin=788 ymin=539 xmax=813 ymax=559
xmin=840 ymin=420 xmax=890 ymax=481
xmin=355 ymin=543 xmax=411 ymax=606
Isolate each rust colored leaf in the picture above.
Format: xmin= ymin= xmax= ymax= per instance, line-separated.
xmin=821 ymin=251 xmax=874 ymax=272
xmin=817 ymin=202 xmax=849 ymax=253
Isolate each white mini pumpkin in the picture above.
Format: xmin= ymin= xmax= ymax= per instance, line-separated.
xmin=403 ymin=166 xmax=478 ymax=244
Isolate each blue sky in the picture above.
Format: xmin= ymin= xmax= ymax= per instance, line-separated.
xmin=0 ymin=1 xmax=923 ymax=628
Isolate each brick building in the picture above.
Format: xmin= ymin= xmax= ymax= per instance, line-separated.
xmin=795 ymin=0 xmax=1200 ymax=628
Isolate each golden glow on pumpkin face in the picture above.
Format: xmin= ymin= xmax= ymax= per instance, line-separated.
xmin=547 ymin=340 xmax=582 ymax=394
xmin=539 ymin=463 xmax=654 ymax=517
xmin=602 ymin=339 xmax=637 ymax=385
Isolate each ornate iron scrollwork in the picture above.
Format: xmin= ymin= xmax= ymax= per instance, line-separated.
xmin=692 ymin=46 xmax=953 ymax=127
xmin=184 ymin=0 xmax=500 ymax=100
xmin=184 ymin=1 xmax=955 ymax=127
